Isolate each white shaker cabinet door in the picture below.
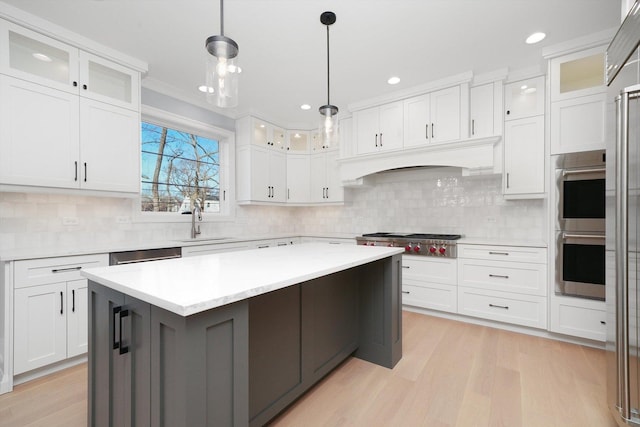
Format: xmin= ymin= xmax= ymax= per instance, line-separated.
xmin=503 ymin=116 xmax=545 ymax=196
xmin=14 ymin=282 xmax=68 ymax=375
xmin=430 ymin=85 xmax=460 ymax=144
xmin=355 ymin=107 xmax=380 ymax=154
xmin=67 ymin=280 xmax=89 ymax=358
xmin=0 ymin=75 xmax=80 ymax=188
xmin=79 ymin=98 xmax=140 ymax=193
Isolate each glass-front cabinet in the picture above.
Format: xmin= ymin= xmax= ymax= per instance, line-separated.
xmin=504 ymin=76 xmax=545 ymax=121
xmin=550 ymin=46 xmax=605 ymax=102
xmin=287 ymin=130 xmax=309 ymax=152
xmin=0 ymin=19 xmax=139 ymax=110
xmin=251 ymin=118 xmax=286 ymax=150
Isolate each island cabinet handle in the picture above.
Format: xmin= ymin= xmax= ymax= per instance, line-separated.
xmin=112 ymin=306 xmax=130 ymax=354
xmin=52 ymin=266 xmax=82 ymax=273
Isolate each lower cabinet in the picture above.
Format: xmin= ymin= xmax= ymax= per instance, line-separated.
xmin=549 ymin=296 xmax=606 ymax=341
xmin=13 ymin=254 xmax=107 ymax=375
xmin=456 ymin=244 xmax=548 ymax=329
xmin=401 ymin=256 xmax=457 ymax=313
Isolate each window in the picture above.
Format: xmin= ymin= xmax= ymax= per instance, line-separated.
xmin=140 ymin=111 xmax=231 ymax=218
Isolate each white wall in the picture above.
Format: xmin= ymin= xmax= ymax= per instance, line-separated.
xmin=0 ymin=166 xmax=545 ymax=254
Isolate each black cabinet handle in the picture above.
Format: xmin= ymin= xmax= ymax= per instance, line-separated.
xmin=379 ymin=133 xmax=383 ymax=146
xmin=72 ymin=289 xmax=75 ymax=313
xmin=74 ymin=161 xmax=78 ymax=181
xmin=73 ymin=81 xmax=78 ymax=87
xmin=431 ymin=123 xmax=434 ymax=138
xmin=489 ymin=252 xmax=509 ymax=256
xmin=472 ymin=119 xmax=475 ymax=135
xmin=402 ymin=291 xmax=410 ymax=294
xmin=402 ymin=266 xmax=410 ymax=269
xmin=506 ymin=110 xmax=511 ymax=115
xmin=489 ymin=274 xmax=509 ymax=279
xmin=325 ymin=187 xmax=329 ymax=199
xmin=375 ymin=133 xmax=378 ymax=147
xmin=84 ymin=162 xmax=87 ymax=182
xmin=426 ymin=124 xmax=428 ymax=139
xmin=119 ymin=309 xmax=129 ymax=355
xmin=82 ymin=84 xmax=87 ymax=90
xmin=489 ymin=303 xmax=509 ymax=310
xmin=52 ymin=266 xmax=82 ymax=273
xmin=601 ymin=320 xmax=606 ymax=325
xmin=113 ymin=306 xmax=121 ymax=350
xmin=60 ymin=291 xmax=63 ymax=315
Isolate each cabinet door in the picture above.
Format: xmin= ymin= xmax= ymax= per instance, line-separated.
xmin=14 ymin=282 xmax=67 ymax=374
xmin=504 ymin=116 xmax=545 ymax=195
xmin=67 ymin=279 xmax=88 ymax=358
xmin=309 ymin=153 xmax=326 ymax=202
xmin=0 ymin=20 xmax=79 ymax=94
xmin=79 ymin=51 xmax=139 ymax=110
xmin=0 ymin=75 xmax=80 ymax=188
xmin=550 ymin=93 xmax=607 ymax=155
xmin=287 ymin=131 xmax=309 ymax=153
xmin=324 ymin=150 xmax=344 ymax=202
xmin=250 ymin=147 xmax=270 ymax=202
xmin=252 ymin=119 xmax=269 ymax=147
xmin=286 ymin=154 xmax=310 ymax=203
xmin=269 ymin=151 xmax=287 ymax=202
xmin=470 ymin=83 xmax=494 ymax=138
xmin=504 ymin=76 xmax=545 ymax=120
xmin=378 ymin=102 xmax=403 ymax=151
xmin=355 ymin=107 xmax=380 ymax=154
xmin=271 ymin=126 xmax=286 ymax=151
xmin=430 ymin=86 xmax=460 ymax=143
xmin=403 ymin=94 xmax=430 ymax=147
xmin=550 ymin=46 xmax=605 ymax=102
xmin=80 ymin=98 xmax=140 ymax=193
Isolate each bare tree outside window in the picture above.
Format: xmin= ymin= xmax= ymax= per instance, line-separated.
xmin=141 ymin=122 xmax=220 ymax=213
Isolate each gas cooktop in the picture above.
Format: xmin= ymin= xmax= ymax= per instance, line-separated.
xmin=356 ymin=232 xmax=462 ymax=257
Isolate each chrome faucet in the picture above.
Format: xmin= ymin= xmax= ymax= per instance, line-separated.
xmin=191 ymin=199 xmax=202 ymax=239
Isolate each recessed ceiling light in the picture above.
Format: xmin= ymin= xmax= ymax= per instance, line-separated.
xmin=32 ymin=52 xmax=52 ymax=62
xmin=526 ymin=32 xmax=546 ymax=44
xmin=300 ymin=104 xmax=311 ymax=110
xmin=387 ymin=76 xmax=401 ymax=85
xmin=198 ymin=85 xmax=214 ymax=93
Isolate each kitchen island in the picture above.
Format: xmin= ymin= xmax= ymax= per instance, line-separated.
xmin=82 ymin=243 xmax=403 ymax=427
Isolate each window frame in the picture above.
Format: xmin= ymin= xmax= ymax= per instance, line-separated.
xmin=135 ymin=105 xmax=236 ymax=223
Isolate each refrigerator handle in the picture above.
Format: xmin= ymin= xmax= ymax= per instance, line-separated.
xmin=615 ymin=91 xmax=630 ymax=421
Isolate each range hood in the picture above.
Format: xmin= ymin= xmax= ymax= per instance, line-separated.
xmin=338 ymin=135 xmax=501 ymax=185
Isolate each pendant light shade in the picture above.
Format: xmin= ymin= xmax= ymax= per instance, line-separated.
xmin=319 ymin=11 xmax=339 ymax=148
xmin=205 ymin=0 xmax=240 ymax=108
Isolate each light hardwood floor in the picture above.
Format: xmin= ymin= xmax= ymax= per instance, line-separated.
xmin=0 ymin=311 xmax=617 ymax=427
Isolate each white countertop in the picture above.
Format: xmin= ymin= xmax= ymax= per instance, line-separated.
xmin=82 ymin=243 xmax=403 ymax=317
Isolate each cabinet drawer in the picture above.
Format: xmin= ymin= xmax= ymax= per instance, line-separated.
xmin=14 ymin=254 xmax=108 ymax=288
xmin=550 ymin=298 xmax=606 ymax=342
xmin=401 ymin=256 xmax=457 ymax=285
xmin=402 ymin=281 xmax=457 ymax=314
xmin=458 ymin=259 xmax=546 ymax=296
xmin=458 ymin=287 xmax=547 ymax=329
xmin=458 ymin=244 xmax=546 ymax=263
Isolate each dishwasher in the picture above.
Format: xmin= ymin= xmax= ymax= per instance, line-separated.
xmin=109 ymin=247 xmax=182 ymax=265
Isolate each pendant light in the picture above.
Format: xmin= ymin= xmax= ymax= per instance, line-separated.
xmin=205 ymin=0 xmax=240 ymax=108
xmin=319 ymin=11 xmax=339 ymax=148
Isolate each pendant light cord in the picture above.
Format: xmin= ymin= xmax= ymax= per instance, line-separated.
xmin=326 ymin=24 xmax=330 ymax=105
xmin=220 ymin=0 xmax=225 ymax=36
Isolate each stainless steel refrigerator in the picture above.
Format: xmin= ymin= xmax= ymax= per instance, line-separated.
xmin=607 ymin=3 xmax=640 ymax=425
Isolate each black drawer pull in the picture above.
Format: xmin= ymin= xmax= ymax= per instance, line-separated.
xmin=52 ymin=266 xmax=82 ymax=273
xmin=402 ymin=266 xmax=410 ymax=269
xmin=60 ymin=291 xmax=63 ymax=315
xmin=113 ymin=306 xmax=121 ymax=350
xmin=72 ymin=289 xmax=75 ymax=313
xmin=489 ymin=251 xmax=509 ymax=256
xmin=489 ymin=303 xmax=509 ymax=310
xmin=402 ymin=291 xmax=410 ymax=294
xmin=119 ymin=309 xmax=129 ymax=355
xmin=489 ymin=274 xmax=509 ymax=279
xmin=601 ymin=321 xmax=606 ymax=325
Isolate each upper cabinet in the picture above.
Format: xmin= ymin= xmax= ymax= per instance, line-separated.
xmin=0 ymin=20 xmax=139 ymax=111
xmin=248 ymin=117 xmax=286 ymax=150
xmin=504 ymin=76 xmax=545 ymax=121
xmin=0 ymin=18 xmax=143 ymax=193
xmin=547 ymin=45 xmax=607 ymax=154
xmin=470 ymin=82 xmax=503 ymax=138
xmin=403 ymin=86 xmax=461 ymax=147
xmin=287 ymin=130 xmax=309 ymax=153
xmin=354 ymin=101 xmax=403 ymax=154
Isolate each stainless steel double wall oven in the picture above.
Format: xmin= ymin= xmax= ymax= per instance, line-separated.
xmin=555 ymin=149 xmax=606 ymax=300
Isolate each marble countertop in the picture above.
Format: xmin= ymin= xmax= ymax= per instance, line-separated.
xmin=82 ymin=243 xmax=403 ymax=317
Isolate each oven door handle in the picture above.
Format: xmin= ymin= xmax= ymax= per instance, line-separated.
xmin=562 ymin=232 xmax=605 ymax=240
xmin=562 ymin=167 xmax=606 ymax=176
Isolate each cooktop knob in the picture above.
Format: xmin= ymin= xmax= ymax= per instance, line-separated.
xmin=413 ymin=244 xmax=421 ymax=253
xmin=405 ymin=244 xmax=412 ymax=252
xmin=429 ymin=246 xmax=437 ymax=253
xmin=439 ymin=246 xmax=447 ymax=254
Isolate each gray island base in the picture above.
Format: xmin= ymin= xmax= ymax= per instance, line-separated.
xmin=86 ymin=249 xmax=402 ymax=426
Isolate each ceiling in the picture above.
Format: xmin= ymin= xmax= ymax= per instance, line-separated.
xmin=1 ymin=0 xmax=622 ymax=129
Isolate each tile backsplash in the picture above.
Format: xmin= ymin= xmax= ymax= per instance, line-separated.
xmin=0 ymin=167 xmax=545 ymax=255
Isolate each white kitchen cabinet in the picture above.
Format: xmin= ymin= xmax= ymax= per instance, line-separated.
xmin=503 ymin=115 xmax=545 ymax=197
xmin=401 ymin=256 xmax=457 ymax=314
xmin=456 ymin=244 xmax=547 ymax=329
xmin=404 ymin=86 xmax=461 ymax=147
xmin=287 ymin=130 xmax=309 ymax=153
xmin=241 ymin=117 xmax=286 ymax=151
xmin=469 ymin=82 xmax=504 ymax=138
xmin=549 ymin=46 xmax=605 ymax=102
xmin=549 ymin=296 xmax=606 ymax=341
xmin=550 ymin=93 xmax=607 ymax=154
xmin=309 ymin=149 xmax=343 ymax=203
xmin=13 ymin=254 xmax=108 ymax=375
xmin=504 ymin=76 xmax=545 ymax=121
xmin=355 ymin=101 xmax=403 ymax=154
xmin=0 ymin=20 xmax=139 ymax=110
xmin=286 ymin=154 xmax=310 ymax=203
xmin=236 ymin=146 xmax=287 ymax=203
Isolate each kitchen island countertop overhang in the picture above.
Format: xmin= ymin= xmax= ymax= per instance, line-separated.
xmin=81 ymin=243 xmax=404 ymax=316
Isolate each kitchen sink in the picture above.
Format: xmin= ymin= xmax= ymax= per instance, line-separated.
xmin=175 ymin=237 xmax=232 ymax=243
